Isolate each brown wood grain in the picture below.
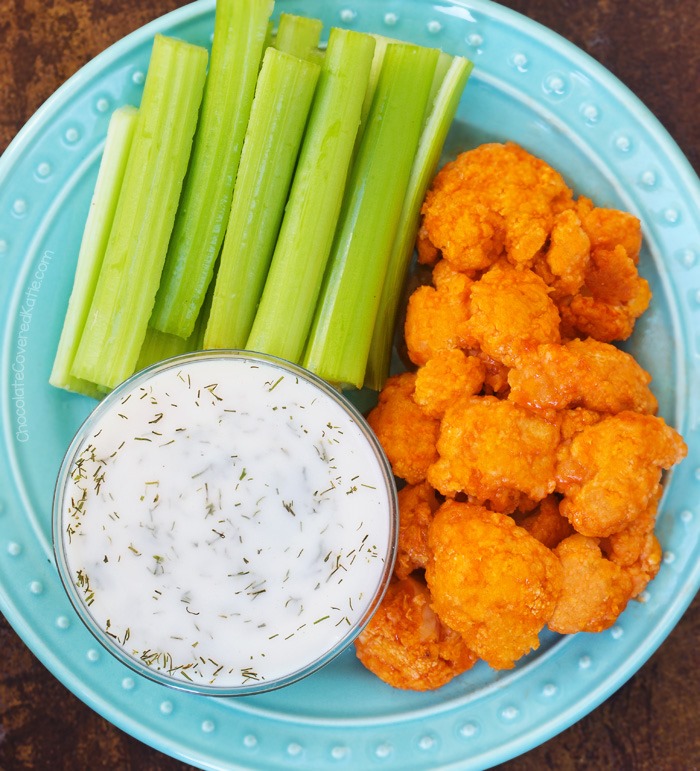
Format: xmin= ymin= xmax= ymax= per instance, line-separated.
xmin=1 ymin=1 xmax=698 ymax=769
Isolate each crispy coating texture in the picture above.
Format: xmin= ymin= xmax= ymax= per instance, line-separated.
xmin=354 ymin=576 xmax=477 ymax=690
xmin=421 ymin=142 xmax=573 ymax=271
xmin=577 ymin=197 xmax=642 ymax=263
xmin=414 ymin=348 xmax=486 ymax=418
xmin=466 ymin=263 xmax=561 ymax=367
xmin=426 ymin=501 xmax=563 ymax=669
xmin=366 ymin=373 xmax=440 ymax=485
xmin=548 ymin=534 xmax=633 ymax=634
xmin=428 ymin=396 xmax=561 ymax=507
xmin=507 ymin=338 xmax=658 ymax=414
xmin=395 ymin=482 xmax=440 ymax=580
xmin=404 ymin=266 xmax=475 ymax=366
xmin=559 ymin=407 xmax=604 ymax=440
xmin=532 ymin=208 xmax=590 ymax=298
xmin=600 ymin=486 xmax=663 ymax=598
xmin=600 ymin=486 xmax=660 ymax=567
xmin=622 ymin=533 xmax=662 ymax=599
xmin=556 ymin=412 xmax=687 ymax=537
xmin=514 ymin=495 xmax=574 ymax=549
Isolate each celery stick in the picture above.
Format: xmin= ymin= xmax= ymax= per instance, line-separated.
xmin=245 ymin=28 xmax=375 ymax=362
xmin=356 ymin=34 xmax=391 ymax=148
xmin=50 ymin=105 xmax=138 ymax=399
xmin=150 ymin=0 xmax=274 ymax=339
xmin=365 ymin=55 xmax=472 ymax=390
xmin=203 ymin=49 xmax=320 ymax=350
xmin=138 ymin=267 xmax=215 ymax=370
xmin=135 ymin=327 xmax=192 ymax=372
xmin=71 ymin=34 xmax=208 ymax=389
xmin=302 ymin=42 xmax=441 ymax=389
xmin=273 ymin=13 xmax=323 ymax=62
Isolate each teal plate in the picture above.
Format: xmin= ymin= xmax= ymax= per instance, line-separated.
xmin=1 ymin=1 xmax=699 ymax=769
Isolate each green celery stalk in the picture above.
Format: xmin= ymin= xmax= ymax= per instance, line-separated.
xmin=364 ymin=54 xmax=472 ymax=390
xmin=203 ymin=48 xmax=320 ymax=350
xmin=273 ymin=12 xmax=323 ymax=62
xmin=355 ymin=34 xmax=391 ymax=148
xmin=302 ymin=42 xmax=440 ymax=388
xmin=150 ymin=0 xmax=274 ymax=339
xmin=245 ymin=28 xmax=376 ymax=362
xmin=71 ymin=34 xmax=208 ymax=389
xmin=135 ymin=327 xmax=192 ymax=372
xmin=50 ymin=105 xmax=138 ymax=399
xmin=137 ymin=261 xmax=217 ymax=370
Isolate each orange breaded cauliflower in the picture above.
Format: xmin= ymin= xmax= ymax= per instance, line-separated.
xmin=600 ymin=485 xmax=661 ymax=567
xmin=600 ymin=486 xmax=663 ymax=598
xmin=556 ymin=412 xmax=687 ymax=537
xmin=394 ymin=482 xmax=440 ymax=580
xmin=428 ymin=396 xmax=561 ymax=508
xmin=577 ymin=197 xmax=642 ymax=262
xmin=414 ymin=348 xmax=486 ymax=418
xmin=366 ymin=372 xmax=440 ymax=485
xmin=548 ymin=534 xmax=634 ymax=634
xmin=426 ymin=501 xmax=563 ymax=669
xmin=420 ymin=142 xmax=574 ymax=271
xmin=507 ymin=338 xmax=658 ymax=414
xmin=465 ymin=262 xmax=561 ymax=368
xmin=404 ymin=262 xmax=474 ymax=367
xmin=559 ymin=407 xmax=603 ymax=440
xmin=513 ymin=494 xmax=574 ymax=549
xmin=532 ymin=208 xmax=590 ymax=298
xmin=354 ymin=575 xmax=477 ymax=690
xmin=620 ymin=533 xmax=663 ymax=599
xmin=558 ymin=245 xmax=651 ymax=342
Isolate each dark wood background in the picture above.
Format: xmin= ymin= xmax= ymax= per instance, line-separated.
xmin=1 ymin=1 xmax=698 ymax=768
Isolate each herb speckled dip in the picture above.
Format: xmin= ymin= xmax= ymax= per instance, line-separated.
xmin=53 ymin=351 xmax=397 ymax=695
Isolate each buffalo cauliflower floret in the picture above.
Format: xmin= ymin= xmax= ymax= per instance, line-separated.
xmin=394 ymin=482 xmax=440 ymax=580
xmin=513 ymin=494 xmax=574 ymax=549
xmin=548 ymin=534 xmax=634 ymax=634
xmin=355 ymin=575 xmax=477 ymax=690
xmin=428 ymin=395 xmax=561 ymax=508
xmin=366 ymin=372 xmax=440 ymax=484
xmin=556 ymin=412 xmax=687 ymax=537
xmin=507 ymin=338 xmax=658 ymax=414
xmin=404 ymin=265 xmax=474 ymax=366
xmin=533 ymin=208 xmax=590 ymax=298
xmin=466 ymin=262 xmax=561 ymax=367
xmin=426 ymin=501 xmax=563 ymax=669
xmin=420 ymin=142 xmax=574 ymax=271
xmin=414 ymin=348 xmax=486 ymax=418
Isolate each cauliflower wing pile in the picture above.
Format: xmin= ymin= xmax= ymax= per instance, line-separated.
xmin=356 ymin=142 xmax=687 ymax=690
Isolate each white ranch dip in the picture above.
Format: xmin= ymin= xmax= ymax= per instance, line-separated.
xmin=55 ymin=352 xmax=396 ymax=693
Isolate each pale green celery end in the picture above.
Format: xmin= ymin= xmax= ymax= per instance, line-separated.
xmin=204 ymin=49 xmax=320 ymax=350
xmin=135 ymin=327 xmax=191 ymax=372
xmin=71 ymin=35 xmax=208 ymax=389
xmin=365 ymin=56 xmax=472 ymax=391
xmin=150 ymin=0 xmax=274 ymax=338
xmin=245 ymin=28 xmax=376 ymax=363
xmin=273 ymin=13 xmax=323 ymax=60
xmin=303 ymin=44 xmax=441 ymax=389
xmin=355 ymin=34 xmax=391 ymax=151
xmin=50 ymin=105 xmax=138 ymax=397
xmin=193 ymin=262 xmax=217 ymax=350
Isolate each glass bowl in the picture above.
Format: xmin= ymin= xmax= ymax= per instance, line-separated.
xmin=52 ymin=350 xmax=398 ymax=696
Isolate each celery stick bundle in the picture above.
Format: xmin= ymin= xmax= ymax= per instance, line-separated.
xmin=51 ymin=0 xmax=471 ymax=399
xmin=151 ymin=0 xmax=274 ymax=339
xmin=70 ymin=34 xmax=208 ymax=390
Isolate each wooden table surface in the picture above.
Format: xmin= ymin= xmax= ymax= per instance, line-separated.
xmin=1 ymin=1 xmax=698 ymax=769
